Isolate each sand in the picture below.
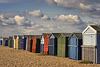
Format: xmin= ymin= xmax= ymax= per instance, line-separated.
xmin=0 ymin=45 xmax=100 ymax=67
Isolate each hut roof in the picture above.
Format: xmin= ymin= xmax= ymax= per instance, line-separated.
xmin=42 ymin=33 xmax=52 ymax=37
xmin=57 ymin=33 xmax=71 ymax=38
xmin=90 ymin=25 xmax=100 ymax=32
xmin=34 ymin=35 xmax=42 ymax=39
xmin=69 ymin=33 xmax=82 ymax=40
xmin=52 ymin=33 xmax=60 ymax=37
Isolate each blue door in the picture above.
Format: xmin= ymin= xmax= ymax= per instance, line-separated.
xmin=40 ymin=44 xmax=44 ymax=53
xmin=0 ymin=40 xmax=2 ymax=45
xmin=49 ymin=38 xmax=54 ymax=55
xmin=23 ymin=39 xmax=26 ymax=50
xmin=5 ymin=40 xmax=8 ymax=46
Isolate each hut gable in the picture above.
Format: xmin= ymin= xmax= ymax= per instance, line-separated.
xmin=57 ymin=33 xmax=71 ymax=38
xmin=34 ymin=35 xmax=42 ymax=39
xmin=42 ymin=33 xmax=52 ymax=37
xmin=41 ymin=36 xmax=44 ymax=44
xmin=69 ymin=33 xmax=82 ymax=40
xmin=83 ymin=25 xmax=100 ymax=34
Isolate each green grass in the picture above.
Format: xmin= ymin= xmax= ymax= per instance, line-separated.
xmin=80 ymin=60 xmax=93 ymax=64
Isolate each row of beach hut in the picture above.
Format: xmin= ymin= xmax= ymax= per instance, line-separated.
xmin=0 ymin=25 xmax=100 ymax=64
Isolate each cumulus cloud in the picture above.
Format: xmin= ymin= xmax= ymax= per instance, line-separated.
xmin=29 ymin=10 xmax=43 ymax=17
xmin=56 ymin=14 xmax=82 ymax=24
xmin=45 ymin=0 xmax=100 ymax=18
xmin=0 ymin=14 xmax=34 ymax=26
xmin=0 ymin=10 xmax=99 ymax=37
xmin=41 ymin=15 xmax=50 ymax=20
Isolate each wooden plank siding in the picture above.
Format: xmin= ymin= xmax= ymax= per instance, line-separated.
xmin=82 ymin=25 xmax=100 ymax=63
xmin=57 ymin=33 xmax=71 ymax=57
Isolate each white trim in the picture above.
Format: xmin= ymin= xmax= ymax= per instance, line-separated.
xmin=83 ymin=33 xmax=96 ymax=35
xmin=82 ymin=25 xmax=97 ymax=34
xmin=68 ymin=45 xmax=77 ymax=47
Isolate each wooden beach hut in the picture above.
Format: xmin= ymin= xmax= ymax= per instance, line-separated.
xmin=32 ymin=35 xmax=41 ymax=53
xmin=57 ymin=33 xmax=71 ymax=57
xmin=43 ymin=33 xmax=51 ymax=54
xmin=68 ymin=33 xmax=82 ymax=60
xmin=82 ymin=25 xmax=100 ymax=63
xmin=49 ymin=33 xmax=60 ymax=56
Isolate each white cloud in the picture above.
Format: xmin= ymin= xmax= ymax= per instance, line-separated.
xmin=29 ymin=10 xmax=43 ymax=17
xmin=0 ymin=10 xmax=100 ymax=37
xmin=41 ymin=15 xmax=49 ymax=20
xmin=57 ymin=14 xmax=82 ymax=24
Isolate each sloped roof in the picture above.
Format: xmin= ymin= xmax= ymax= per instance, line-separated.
xmin=57 ymin=33 xmax=71 ymax=38
xmin=23 ymin=35 xmax=29 ymax=38
xmin=69 ymin=33 xmax=82 ymax=40
xmin=52 ymin=33 xmax=60 ymax=37
xmin=62 ymin=33 xmax=72 ymax=37
xmin=90 ymin=25 xmax=100 ymax=32
xmin=14 ymin=35 xmax=17 ymax=39
xmin=9 ymin=36 xmax=13 ymax=39
xmin=34 ymin=35 xmax=42 ymax=39
xmin=42 ymin=33 xmax=52 ymax=37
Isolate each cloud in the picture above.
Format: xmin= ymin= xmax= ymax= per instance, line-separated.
xmin=56 ymin=14 xmax=83 ymax=24
xmin=45 ymin=0 xmax=100 ymax=18
xmin=0 ymin=10 xmax=100 ymax=37
xmin=0 ymin=14 xmax=34 ymax=26
xmin=29 ymin=10 xmax=43 ymax=17
xmin=41 ymin=15 xmax=50 ymax=20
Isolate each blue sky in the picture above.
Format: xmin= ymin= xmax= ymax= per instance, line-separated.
xmin=0 ymin=0 xmax=100 ymax=37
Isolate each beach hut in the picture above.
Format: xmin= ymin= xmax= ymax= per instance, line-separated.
xmin=13 ymin=36 xmax=17 ymax=49
xmin=0 ymin=37 xmax=3 ymax=45
xmin=49 ymin=33 xmax=60 ymax=56
xmin=68 ymin=33 xmax=82 ymax=60
xmin=32 ymin=35 xmax=41 ymax=53
xmin=43 ymin=33 xmax=51 ymax=54
xmin=82 ymin=25 xmax=100 ymax=63
xmin=26 ymin=37 xmax=28 ymax=50
xmin=57 ymin=33 xmax=71 ymax=57
xmin=21 ymin=35 xmax=28 ymax=50
xmin=16 ymin=35 xmax=22 ymax=49
xmin=3 ymin=38 xmax=9 ymax=46
xmin=40 ymin=35 xmax=44 ymax=53
xmin=27 ymin=35 xmax=34 ymax=52
xmin=8 ymin=36 xmax=13 ymax=47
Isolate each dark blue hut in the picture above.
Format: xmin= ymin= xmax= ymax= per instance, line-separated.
xmin=49 ymin=33 xmax=60 ymax=56
xmin=68 ymin=33 xmax=82 ymax=60
xmin=21 ymin=35 xmax=28 ymax=50
xmin=0 ymin=37 xmax=3 ymax=45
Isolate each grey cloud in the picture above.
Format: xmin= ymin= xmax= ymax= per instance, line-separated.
xmin=45 ymin=0 xmax=100 ymax=18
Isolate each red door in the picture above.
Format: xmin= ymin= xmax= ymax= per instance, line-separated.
xmin=32 ymin=36 xmax=37 ymax=52
xmin=43 ymin=34 xmax=49 ymax=54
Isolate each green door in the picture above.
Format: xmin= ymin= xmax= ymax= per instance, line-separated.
xmin=61 ymin=37 xmax=65 ymax=57
xmin=57 ymin=37 xmax=62 ymax=57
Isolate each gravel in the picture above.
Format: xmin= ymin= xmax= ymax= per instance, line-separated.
xmin=0 ymin=45 xmax=100 ymax=67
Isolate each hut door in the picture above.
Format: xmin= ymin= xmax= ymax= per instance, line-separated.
xmin=49 ymin=38 xmax=54 ymax=55
xmin=32 ymin=36 xmax=36 ymax=52
xmin=61 ymin=37 xmax=65 ymax=57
